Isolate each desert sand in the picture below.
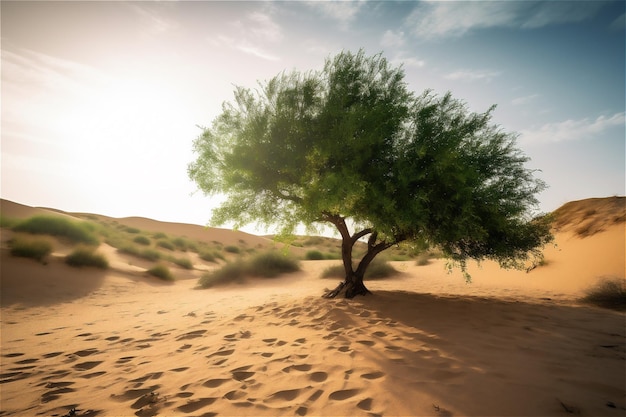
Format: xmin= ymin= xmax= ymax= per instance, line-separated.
xmin=1 ymin=198 xmax=624 ymax=417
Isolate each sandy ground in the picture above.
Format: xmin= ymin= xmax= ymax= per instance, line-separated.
xmin=1 ymin=200 xmax=625 ymax=417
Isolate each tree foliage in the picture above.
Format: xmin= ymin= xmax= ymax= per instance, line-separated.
xmin=189 ymin=50 xmax=553 ymax=298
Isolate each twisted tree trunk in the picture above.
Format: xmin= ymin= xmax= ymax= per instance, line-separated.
xmin=321 ymin=213 xmax=394 ymax=299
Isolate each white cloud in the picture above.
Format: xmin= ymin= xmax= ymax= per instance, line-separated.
xmin=407 ymin=1 xmax=606 ymax=39
xmin=391 ymin=55 xmax=425 ymax=69
xmin=381 ymin=29 xmax=405 ymax=48
xmin=444 ymin=69 xmax=501 ymax=82
xmin=247 ymin=11 xmax=283 ymax=42
xmin=511 ymin=94 xmax=540 ymax=106
xmin=519 ymin=112 xmax=625 ymax=144
xmin=217 ymin=11 xmax=283 ymax=61
xmin=306 ymin=0 xmax=365 ymax=26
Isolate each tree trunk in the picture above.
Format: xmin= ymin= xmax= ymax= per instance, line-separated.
xmin=322 ymin=272 xmax=369 ymax=299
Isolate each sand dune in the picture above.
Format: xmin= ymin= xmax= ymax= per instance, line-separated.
xmin=1 ymin=198 xmax=624 ymax=416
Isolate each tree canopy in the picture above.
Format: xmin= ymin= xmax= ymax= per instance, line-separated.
xmin=189 ymin=50 xmax=553 ymax=298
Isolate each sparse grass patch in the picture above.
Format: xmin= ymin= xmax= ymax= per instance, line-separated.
xmin=170 ymin=256 xmax=193 ymax=269
xmin=198 ymin=251 xmax=300 ymax=288
xmin=580 ymin=278 xmax=626 ymax=311
xmin=305 ymin=250 xmax=325 ymax=260
xmin=13 ymin=215 xmax=99 ymax=245
xmin=247 ymin=251 xmax=300 ymax=278
xmin=0 ymin=215 xmax=19 ymax=228
xmin=156 ymin=240 xmax=175 ymax=251
xmin=118 ymin=244 xmax=161 ymax=261
xmin=224 ymin=245 xmax=241 ymax=254
xmin=9 ymin=236 xmax=53 ymax=262
xmin=133 ymin=235 xmax=151 ymax=246
xmin=320 ymin=258 xmax=398 ymax=280
xmin=147 ymin=264 xmax=174 ymax=281
xmin=198 ymin=261 xmax=246 ymax=288
xmin=65 ymin=246 xmax=109 ymax=269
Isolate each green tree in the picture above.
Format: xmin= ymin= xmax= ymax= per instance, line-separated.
xmin=189 ymin=50 xmax=553 ymax=298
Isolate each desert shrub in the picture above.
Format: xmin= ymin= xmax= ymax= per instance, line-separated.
xmin=416 ymin=253 xmax=431 ymax=266
xmin=153 ymin=232 xmax=168 ymax=239
xmin=224 ymin=245 xmax=241 ymax=254
xmin=321 ymin=264 xmax=344 ymax=279
xmin=198 ymin=261 xmax=246 ymax=288
xmin=147 ymin=264 xmax=174 ymax=281
xmin=0 ymin=215 xmax=19 ymax=228
xmin=320 ymin=259 xmax=397 ymax=280
xmin=9 ymin=237 xmax=53 ymax=262
xmin=580 ymin=278 xmax=626 ymax=311
xmin=124 ymin=226 xmax=141 ymax=234
xmin=366 ymin=259 xmax=398 ymax=279
xmin=172 ymin=237 xmax=189 ymax=251
xmin=198 ymin=251 xmax=300 ymax=288
xmin=199 ymin=251 xmax=217 ymax=263
xmin=305 ymin=250 xmax=325 ymax=260
xmin=118 ymin=244 xmax=161 ymax=261
xmin=156 ymin=240 xmax=175 ymax=251
xmin=65 ymin=246 xmax=109 ymax=269
xmin=247 ymin=251 xmax=300 ymax=278
xmin=13 ymin=215 xmax=98 ymax=245
xmin=133 ymin=235 xmax=151 ymax=246
xmin=171 ymin=257 xmax=193 ymax=269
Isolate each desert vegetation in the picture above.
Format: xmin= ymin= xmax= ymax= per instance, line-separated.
xmin=198 ymin=251 xmax=300 ymax=288
xmin=8 ymin=236 xmax=53 ymax=263
xmin=580 ymin=278 xmax=626 ymax=311
xmin=65 ymin=246 xmax=109 ymax=269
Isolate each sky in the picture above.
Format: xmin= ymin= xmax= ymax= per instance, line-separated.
xmin=2 ymin=1 xmax=624 ymax=235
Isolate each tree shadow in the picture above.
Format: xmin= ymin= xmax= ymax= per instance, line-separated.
xmin=343 ymin=290 xmax=625 ymax=416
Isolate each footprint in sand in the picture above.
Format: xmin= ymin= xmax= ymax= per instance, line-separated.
xmin=74 ymin=348 xmax=99 ymax=357
xmin=361 ymin=371 xmax=385 ymax=380
xmin=73 ymin=361 xmax=103 ymax=371
xmin=309 ymin=371 xmax=328 ymax=382
xmin=265 ymin=388 xmax=302 ymax=403
xmin=176 ymin=397 xmax=218 ymax=413
xmin=206 ymin=348 xmax=235 ymax=359
xmin=42 ymin=352 xmax=63 ymax=358
xmin=203 ymin=378 xmax=231 ymax=388
xmin=329 ymin=388 xmax=360 ymax=401
xmin=231 ymin=365 xmax=255 ymax=381
xmin=176 ymin=329 xmax=207 ymax=341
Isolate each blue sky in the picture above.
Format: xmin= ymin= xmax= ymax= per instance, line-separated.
xmin=2 ymin=1 xmax=624 ymax=233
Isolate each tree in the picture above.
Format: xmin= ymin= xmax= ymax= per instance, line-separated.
xmin=188 ymin=50 xmax=553 ymax=298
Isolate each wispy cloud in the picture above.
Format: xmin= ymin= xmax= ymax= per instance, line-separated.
xmin=519 ymin=112 xmax=625 ymax=144
xmin=511 ymin=94 xmax=540 ymax=106
xmin=381 ymin=29 xmax=405 ymax=48
xmin=306 ymin=0 xmax=365 ymax=27
xmin=407 ymin=1 xmax=606 ymax=39
xmin=217 ymin=11 xmax=283 ymax=61
xmin=444 ymin=69 xmax=501 ymax=82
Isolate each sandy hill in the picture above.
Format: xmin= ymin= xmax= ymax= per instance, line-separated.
xmin=1 ymin=196 xmax=624 ymax=417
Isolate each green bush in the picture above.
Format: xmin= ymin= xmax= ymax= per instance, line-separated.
xmin=13 ymin=215 xmax=98 ymax=245
xmin=247 ymin=251 xmax=300 ymax=278
xmin=1 ymin=216 xmax=19 ymax=228
xmin=124 ymin=226 xmax=141 ymax=234
xmin=198 ymin=261 xmax=246 ymax=288
xmin=581 ymin=278 xmax=626 ymax=311
xmin=9 ymin=237 xmax=53 ymax=262
xmin=224 ymin=245 xmax=241 ymax=254
xmin=147 ymin=264 xmax=174 ymax=281
xmin=171 ymin=257 xmax=193 ymax=269
xmin=320 ymin=259 xmax=397 ymax=280
xmin=305 ymin=250 xmax=325 ymax=260
xmin=321 ymin=264 xmax=344 ymax=279
xmin=199 ymin=250 xmax=221 ymax=263
xmin=133 ymin=235 xmax=151 ymax=246
xmin=153 ymin=232 xmax=168 ymax=239
xmin=65 ymin=246 xmax=109 ymax=269
xmin=198 ymin=251 xmax=300 ymax=288
xmin=118 ymin=244 xmax=161 ymax=261
xmin=157 ymin=240 xmax=175 ymax=251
